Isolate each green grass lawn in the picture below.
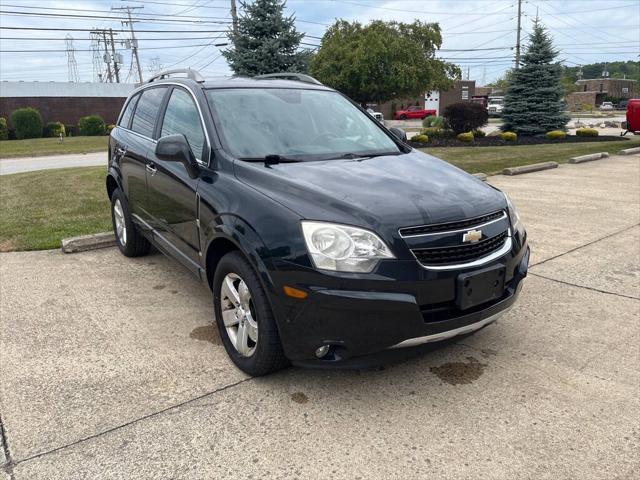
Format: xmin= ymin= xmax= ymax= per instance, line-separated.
xmin=0 ymin=136 xmax=108 ymax=159
xmin=0 ymin=167 xmax=111 ymax=251
xmin=422 ymin=138 xmax=640 ymax=174
xmin=1 ymin=139 xmax=638 ymax=252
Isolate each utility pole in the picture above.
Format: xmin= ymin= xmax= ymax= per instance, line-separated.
xmin=230 ymin=0 xmax=238 ymax=34
xmin=101 ymin=30 xmax=113 ymax=82
xmin=515 ymin=0 xmax=522 ymax=69
xmin=109 ymin=28 xmax=120 ymax=83
xmin=112 ymin=5 xmax=144 ymax=83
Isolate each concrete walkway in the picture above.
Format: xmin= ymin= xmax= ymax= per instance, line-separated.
xmin=1 ymin=155 xmax=639 ymax=479
xmin=0 ymin=152 xmax=107 ymax=175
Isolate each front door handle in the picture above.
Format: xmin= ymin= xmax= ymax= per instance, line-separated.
xmin=146 ymin=162 xmax=157 ymax=175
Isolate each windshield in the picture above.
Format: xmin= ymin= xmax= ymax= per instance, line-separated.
xmin=205 ymin=88 xmax=401 ymax=161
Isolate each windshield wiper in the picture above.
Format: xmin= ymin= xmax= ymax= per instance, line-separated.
xmin=329 ymin=151 xmax=398 ymax=160
xmin=239 ymin=154 xmax=302 ymax=164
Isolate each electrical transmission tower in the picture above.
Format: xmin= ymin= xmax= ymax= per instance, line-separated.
xmin=90 ymin=31 xmax=104 ymax=82
xmin=65 ymin=34 xmax=80 ymax=82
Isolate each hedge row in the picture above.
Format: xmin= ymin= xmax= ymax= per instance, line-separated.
xmin=1 ymin=107 xmax=108 ymax=140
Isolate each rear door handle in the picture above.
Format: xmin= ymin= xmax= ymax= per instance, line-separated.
xmin=146 ymin=162 xmax=157 ymax=175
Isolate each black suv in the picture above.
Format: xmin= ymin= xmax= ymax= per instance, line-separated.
xmin=107 ymin=69 xmax=529 ymax=376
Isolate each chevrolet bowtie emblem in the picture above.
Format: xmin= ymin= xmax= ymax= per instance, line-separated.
xmin=463 ymin=229 xmax=482 ymax=243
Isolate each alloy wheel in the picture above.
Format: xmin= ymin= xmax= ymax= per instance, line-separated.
xmin=220 ymin=273 xmax=258 ymax=357
xmin=113 ymin=199 xmax=127 ymax=246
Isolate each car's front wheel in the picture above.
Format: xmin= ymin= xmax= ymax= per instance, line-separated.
xmin=213 ymin=251 xmax=289 ymax=376
xmin=399 ymin=114 xmax=407 ymax=120
xmin=110 ymin=188 xmax=151 ymax=257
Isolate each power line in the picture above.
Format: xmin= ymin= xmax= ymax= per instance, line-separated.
xmin=0 ymin=10 xmax=232 ymax=25
xmin=0 ymin=26 xmax=228 ymax=33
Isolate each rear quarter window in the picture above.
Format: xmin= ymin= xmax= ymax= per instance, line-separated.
xmin=131 ymin=87 xmax=166 ymax=138
xmin=118 ymin=93 xmax=139 ymax=129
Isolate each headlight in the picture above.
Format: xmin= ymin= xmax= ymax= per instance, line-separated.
xmin=504 ymin=193 xmax=525 ymax=235
xmin=301 ymin=221 xmax=395 ymax=273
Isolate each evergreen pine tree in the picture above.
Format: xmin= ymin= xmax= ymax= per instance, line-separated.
xmin=502 ymin=20 xmax=569 ymax=135
xmin=223 ymin=0 xmax=311 ymax=76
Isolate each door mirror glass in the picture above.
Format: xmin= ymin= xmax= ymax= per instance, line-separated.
xmin=155 ymin=134 xmax=200 ymax=178
xmin=389 ymin=127 xmax=407 ymax=142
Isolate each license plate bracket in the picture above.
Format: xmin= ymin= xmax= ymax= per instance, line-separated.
xmin=457 ymin=264 xmax=506 ymax=310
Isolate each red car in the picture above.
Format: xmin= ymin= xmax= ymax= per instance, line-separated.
xmin=394 ymin=106 xmax=437 ymax=120
xmin=622 ymin=98 xmax=640 ymax=135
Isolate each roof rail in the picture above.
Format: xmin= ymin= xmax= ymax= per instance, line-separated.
xmin=254 ymin=73 xmax=323 ymax=85
xmin=147 ymin=68 xmax=205 ymax=84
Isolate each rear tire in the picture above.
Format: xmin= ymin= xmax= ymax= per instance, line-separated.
xmin=213 ymin=251 xmax=289 ymax=376
xmin=399 ymin=114 xmax=407 ymax=120
xmin=110 ymin=188 xmax=151 ymax=257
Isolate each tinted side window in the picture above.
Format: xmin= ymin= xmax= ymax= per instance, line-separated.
xmin=161 ymin=89 xmax=206 ymax=161
xmin=118 ymin=93 xmax=139 ymax=129
xmin=131 ymin=88 xmax=166 ymax=138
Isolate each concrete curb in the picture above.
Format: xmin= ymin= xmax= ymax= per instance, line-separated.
xmin=61 ymin=232 xmax=115 ymax=253
xmin=502 ymin=161 xmax=558 ymax=176
xmin=568 ymin=152 xmax=609 ymax=164
xmin=619 ymin=146 xmax=640 ymax=156
xmin=472 ymin=173 xmax=488 ymax=181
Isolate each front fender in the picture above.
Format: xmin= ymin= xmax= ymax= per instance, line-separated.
xmin=202 ymin=214 xmax=286 ymax=326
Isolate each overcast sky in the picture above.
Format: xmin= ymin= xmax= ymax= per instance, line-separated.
xmin=0 ymin=0 xmax=638 ymax=85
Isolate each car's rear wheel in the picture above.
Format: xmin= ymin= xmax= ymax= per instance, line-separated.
xmin=399 ymin=114 xmax=407 ymax=120
xmin=110 ymin=188 xmax=151 ymax=257
xmin=213 ymin=251 xmax=289 ymax=376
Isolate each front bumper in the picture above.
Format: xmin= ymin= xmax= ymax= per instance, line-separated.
xmin=271 ymin=241 xmax=529 ymax=365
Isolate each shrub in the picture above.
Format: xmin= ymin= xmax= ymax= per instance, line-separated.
xmin=500 ymin=131 xmax=517 ymax=142
xmin=410 ymin=134 xmax=429 ymax=143
xmin=65 ymin=124 xmax=78 ymax=137
xmin=471 ymin=129 xmax=486 ymax=138
xmin=0 ymin=117 xmax=8 ymax=141
xmin=45 ymin=121 xmax=65 ymax=138
xmin=457 ymin=132 xmax=474 ymax=143
xmin=11 ymin=107 xmax=43 ymax=139
xmin=443 ymin=102 xmax=488 ymax=134
xmin=106 ymin=124 xmax=116 ymax=135
xmin=420 ymin=127 xmax=455 ymax=139
xmin=546 ymin=130 xmax=566 ymax=139
xmin=78 ymin=115 xmax=106 ymax=136
xmin=576 ymin=128 xmax=598 ymax=137
xmin=422 ymin=115 xmax=444 ymax=128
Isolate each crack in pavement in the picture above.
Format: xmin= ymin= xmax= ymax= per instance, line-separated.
xmin=11 ymin=377 xmax=253 ymax=468
xmin=530 ymin=223 xmax=640 ymax=268
xmin=529 ymin=272 xmax=640 ymax=301
xmin=0 ymin=408 xmax=16 ymax=480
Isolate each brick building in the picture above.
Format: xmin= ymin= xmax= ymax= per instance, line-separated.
xmin=376 ymin=80 xmax=476 ymax=119
xmin=575 ymin=78 xmax=637 ymax=99
xmin=0 ymin=82 xmax=136 ymax=128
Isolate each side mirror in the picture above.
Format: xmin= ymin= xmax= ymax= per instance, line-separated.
xmin=155 ymin=134 xmax=200 ymax=179
xmin=389 ymin=127 xmax=407 ymax=142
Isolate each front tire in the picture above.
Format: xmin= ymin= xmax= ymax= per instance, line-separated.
xmin=399 ymin=114 xmax=407 ymax=120
xmin=213 ymin=251 xmax=288 ymax=376
xmin=110 ymin=188 xmax=151 ymax=257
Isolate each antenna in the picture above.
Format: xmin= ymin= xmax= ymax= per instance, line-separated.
xmin=65 ymin=34 xmax=80 ymax=83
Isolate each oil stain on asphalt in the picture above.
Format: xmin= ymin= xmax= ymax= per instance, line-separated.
xmin=190 ymin=325 xmax=221 ymax=345
xmin=291 ymin=392 xmax=309 ymax=404
xmin=430 ymin=356 xmax=487 ymax=385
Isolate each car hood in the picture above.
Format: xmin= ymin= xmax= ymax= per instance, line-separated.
xmin=234 ymin=149 xmax=506 ymax=234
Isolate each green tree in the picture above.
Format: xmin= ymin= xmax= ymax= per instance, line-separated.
xmin=310 ymin=20 xmax=460 ymax=105
xmin=223 ymin=0 xmax=310 ymax=76
xmin=502 ymin=20 xmax=569 ymax=135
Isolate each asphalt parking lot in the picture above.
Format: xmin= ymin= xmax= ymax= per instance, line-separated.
xmin=1 ymin=154 xmax=639 ymax=479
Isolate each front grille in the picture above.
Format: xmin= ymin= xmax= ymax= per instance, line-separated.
xmin=399 ymin=211 xmax=504 ymax=237
xmin=412 ymin=231 xmax=508 ymax=266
